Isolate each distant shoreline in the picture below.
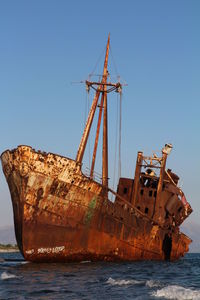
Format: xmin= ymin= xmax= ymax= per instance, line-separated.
xmin=0 ymin=244 xmax=19 ymax=253
xmin=0 ymin=249 xmax=19 ymax=253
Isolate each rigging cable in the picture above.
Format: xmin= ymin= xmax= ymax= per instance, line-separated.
xmin=87 ymin=91 xmax=91 ymax=170
xmin=118 ymin=91 xmax=122 ymax=179
xmin=84 ymin=90 xmax=88 ymax=128
xmin=84 ymin=88 xmax=91 ymax=173
xmin=112 ymin=93 xmax=119 ymax=198
xmin=110 ymin=45 xmax=119 ymax=79
xmin=89 ymin=46 xmax=106 ymax=78
xmin=110 ymin=44 xmax=122 ymax=181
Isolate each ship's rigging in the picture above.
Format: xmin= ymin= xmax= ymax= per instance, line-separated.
xmin=76 ymin=34 xmax=125 ymax=194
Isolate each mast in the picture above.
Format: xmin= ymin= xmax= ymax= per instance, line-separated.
xmin=90 ymin=35 xmax=110 ymax=180
xmin=76 ymin=35 xmax=110 ymax=166
xmin=102 ymin=90 xmax=108 ymax=189
xmin=76 ymin=91 xmax=100 ymax=164
xmin=102 ymin=35 xmax=110 ymax=190
xmin=76 ymin=34 xmax=122 ymax=192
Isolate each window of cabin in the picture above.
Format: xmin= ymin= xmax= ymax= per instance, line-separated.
xmin=145 ymin=207 xmax=149 ymax=214
xmin=154 ymin=191 xmax=157 ymax=198
xmin=149 ymin=190 xmax=153 ymax=197
xmin=140 ymin=189 xmax=144 ymax=195
xmin=123 ymin=187 xmax=128 ymax=194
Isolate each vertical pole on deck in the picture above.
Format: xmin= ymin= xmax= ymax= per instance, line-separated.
xmin=131 ymin=151 xmax=143 ymax=206
xmin=153 ymin=151 xmax=167 ymax=222
xmin=102 ymin=34 xmax=110 ymax=193
xmin=90 ymin=93 xmax=104 ymax=178
xmin=156 ymin=151 xmax=167 ymax=199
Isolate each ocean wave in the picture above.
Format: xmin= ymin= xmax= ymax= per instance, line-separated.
xmin=107 ymin=277 xmax=141 ymax=286
xmin=146 ymin=280 xmax=162 ymax=288
xmin=152 ymin=285 xmax=200 ymax=299
xmin=20 ymin=261 xmax=29 ymax=264
xmin=1 ymin=272 xmax=18 ymax=280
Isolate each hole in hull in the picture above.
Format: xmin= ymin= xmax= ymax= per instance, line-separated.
xmin=162 ymin=233 xmax=172 ymax=261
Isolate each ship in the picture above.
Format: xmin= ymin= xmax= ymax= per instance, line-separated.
xmin=1 ymin=35 xmax=192 ymax=262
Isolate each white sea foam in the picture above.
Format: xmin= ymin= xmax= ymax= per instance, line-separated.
xmin=107 ymin=277 xmax=140 ymax=286
xmin=1 ymin=272 xmax=18 ymax=280
xmin=146 ymin=279 xmax=161 ymax=288
xmin=20 ymin=261 xmax=29 ymax=265
xmin=80 ymin=260 xmax=91 ymax=264
xmin=152 ymin=285 xmax=200 ymax=300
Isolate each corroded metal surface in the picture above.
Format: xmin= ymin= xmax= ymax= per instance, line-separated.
xmin=1 ymin=145 xmax=192 ymax=262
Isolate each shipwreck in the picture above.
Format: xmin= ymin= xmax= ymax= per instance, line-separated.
xmin=1 ymin=35 xmax=192 ymax=262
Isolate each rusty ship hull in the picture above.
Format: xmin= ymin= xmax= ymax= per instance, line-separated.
xmin=1 ymin=145 xmax=192 ymax=262
xmin=0 ymin=36 xmax=193 ymax=262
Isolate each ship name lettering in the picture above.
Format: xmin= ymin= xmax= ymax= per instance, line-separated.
xmin=37 ymin=246 xmax=65 ymax=254
xmin=26 ymin=249 xmax=34 ymax=255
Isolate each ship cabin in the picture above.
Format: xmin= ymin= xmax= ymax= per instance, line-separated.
xmin=116 ymin=145 xmax=192 ymax=228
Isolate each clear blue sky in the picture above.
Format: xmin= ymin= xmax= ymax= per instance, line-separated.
xmin=0 ymin=0 xmax=199 ymax=227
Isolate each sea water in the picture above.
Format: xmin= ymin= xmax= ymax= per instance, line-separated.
xmin=0 ymin=253 xmax=200 ymax=299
